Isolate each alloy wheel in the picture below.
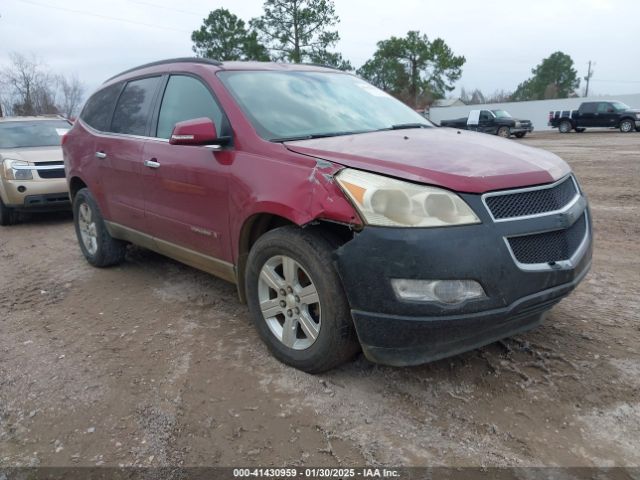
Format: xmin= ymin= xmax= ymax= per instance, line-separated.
xmin=78 ymin=203 xmax=98 ymax=255
xmin=257 ymin=255 xmax=321 ymax=350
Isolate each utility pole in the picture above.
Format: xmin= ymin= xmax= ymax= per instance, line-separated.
xmin=584 ymin=61 xmax=594 ymax=97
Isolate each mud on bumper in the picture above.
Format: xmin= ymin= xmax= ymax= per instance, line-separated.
xmin=334 ymin=193 xmax=592 ymax=367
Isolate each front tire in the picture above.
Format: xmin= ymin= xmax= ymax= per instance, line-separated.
xmin=73 ymin=188 xmax=127 ymax=267
xmin=497 ymin=126 xmax=511 ymax=138
xmin=514 ymin=132 xmax=526 ymax=138
xmin=619 ymin=119 xmax=634 ymax=133
xmin=245 ymin=226 xmax=359 ymax=373
xmin=559 ymin=120 xmax=573 ymax=133
xmin=0 ymin=198 xmax=18 ymax=226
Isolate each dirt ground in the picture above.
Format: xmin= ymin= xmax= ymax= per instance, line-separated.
xmin=0 ymin=131 xmax=639 ymax=468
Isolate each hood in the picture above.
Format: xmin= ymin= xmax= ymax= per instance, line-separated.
xmin=0 ymin=146 xmax=63 ymax=163
xmin=284 ymin=128 xmax=570 ymax=194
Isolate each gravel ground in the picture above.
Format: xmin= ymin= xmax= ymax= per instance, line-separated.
xmin=0 ymin=131 xmax=638 ymax=468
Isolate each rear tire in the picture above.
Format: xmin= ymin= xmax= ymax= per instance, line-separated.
xmin=619 ymin=119 xmax=634 ymax=133
xmin=559 ymin=120 xmax=573 ymax=133
xmin=73 ymin=188 xmax=127 ymax=267
xmin=245 ymin=226 xmax=359 ymax=373
xmin=0 ymin=198 xmax=18 ymax=226
xmin=497 ymin=126 xmax=511 ymax=138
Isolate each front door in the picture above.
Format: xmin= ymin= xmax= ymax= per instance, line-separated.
xmin=478 ymin=110 xmax=495 ymax=133
xmin=142 ymin=74 xmax=232 ymax=263
xmin=595 ymin=102 xmax=618 ymax=128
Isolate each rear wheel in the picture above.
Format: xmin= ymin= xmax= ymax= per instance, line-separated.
xmin=497 ymin=126 xmax=511 ymax=138
xmin=619 ymin=119 xmax=634 ymax=133
xmin=245 ymin=226 xmax=359 ymax=373
xmin=73 ymin=188 xmax=127 ymax=267
xmin=559 ymin=120 xmax=573 ymax=133
xmin=514 ymin=132 xmax=526 ymax=138
xmin=0 ymin=198 xmax=18 ymax=226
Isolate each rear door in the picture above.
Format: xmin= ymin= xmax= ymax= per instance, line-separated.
xmin=142 ymin=74 xmax=232 ymax=262
xmin=466 ymin=110 xmax=480 ymax=131
xmin=577 ymin=102 xmax=597 ymax=127
xmin=95 ymin=76 xmax=162 ymax=232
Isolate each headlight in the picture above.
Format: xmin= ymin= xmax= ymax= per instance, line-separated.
xmin=515 ymin=121 xmax=522 ymax=128
xmin=336 ymin=169 xmax=480 ymax=227
xmin=635 ymin=113 xmax=640 ymax=119
xmin=2 ymin=159 xmax=33 ymax=180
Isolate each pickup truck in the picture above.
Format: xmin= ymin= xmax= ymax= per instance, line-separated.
xmin=440 ymin=109 xmax=534 ymax=138
xmin=549 ymin=101 xmax=640 ymax=133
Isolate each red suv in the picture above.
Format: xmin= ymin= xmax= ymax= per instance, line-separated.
xmin=63 ymin=58 xmax=592 ymax=372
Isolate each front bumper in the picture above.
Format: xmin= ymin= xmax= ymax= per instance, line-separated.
xmin=512 ymin=126 xmax=534 ymax=134
xmin=334 ymin=191 xmax=592 ymax=367
xmin=1 ymin=178 xmax=70 ymax=210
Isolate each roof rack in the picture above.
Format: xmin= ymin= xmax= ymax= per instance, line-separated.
xmin=104 ymin=57 xmax=223 ymax=83
xmin=299 ymin=63 xmax=339 ymax=71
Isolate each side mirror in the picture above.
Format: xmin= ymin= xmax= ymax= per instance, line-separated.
xmin=169 ymin=117 xmax=227 ymax=146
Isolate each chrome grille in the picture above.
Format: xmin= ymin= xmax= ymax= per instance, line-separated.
xmin=507 ymin=213 xmax=587 ymax=265
xmin=485 ymin=176 xmax=578 ymax=220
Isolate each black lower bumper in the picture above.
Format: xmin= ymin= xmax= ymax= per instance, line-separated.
xmin=352 ymin=263 xmax=589 ymax=366
xmin=20 ymin=193 xmax=70 ymax=211
xmin=334 ymin=193 xmax=592 ymax=367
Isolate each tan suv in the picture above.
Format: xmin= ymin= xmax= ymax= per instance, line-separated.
xmin=0 ymin=116 xmax=72 ymax=225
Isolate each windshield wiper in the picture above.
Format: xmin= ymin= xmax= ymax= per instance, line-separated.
xmin=389 ymin=123 xmax=429 ymax=130
xmin=272 ymin=130 xmax=372 ymax=142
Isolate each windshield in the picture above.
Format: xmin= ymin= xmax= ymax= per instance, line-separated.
xmin=218 ymin=71 xmax=433 ymax=141
xmin=611 ymin=102 xmax=630 ymax=112
xmin=0 ymin=120 xmax=71 ymax=149
xmin=492 ymin=110 xmax=512 ymax=118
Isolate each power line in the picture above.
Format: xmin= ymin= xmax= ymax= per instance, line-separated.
xmin=590 ymin=79 xmax=640 ymax=84
xmin=126 ymin=0 xmax=204 ymax=17
xmin=14 ymin=0 xmax=192 ymax=33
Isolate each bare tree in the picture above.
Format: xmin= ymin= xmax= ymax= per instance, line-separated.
xmin=1 ymin=52 xmax=58 ymax=116
xmin=57 ymin=74 xmax=84 ymax=118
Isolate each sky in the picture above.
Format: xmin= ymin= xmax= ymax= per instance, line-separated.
xmin=0 ymin=0 xmax=639 ymax=99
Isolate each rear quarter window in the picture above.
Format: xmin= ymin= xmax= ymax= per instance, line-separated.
xmin=80 ymin=83 xmax=123 ymax=131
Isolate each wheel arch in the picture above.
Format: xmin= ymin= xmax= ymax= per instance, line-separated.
xmin=234 ymin=211 xmax=356 ymax=303
xmin=68 ymin=176 xmax=88 ymax=201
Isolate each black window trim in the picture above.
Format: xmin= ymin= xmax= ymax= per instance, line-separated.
xmin=79 ymin=81 xmax=125 ymax=133
xmin=108 ymin=74 xmax=164 ymax=137
xmin=148 ymin=71 xmax=233 ymax=146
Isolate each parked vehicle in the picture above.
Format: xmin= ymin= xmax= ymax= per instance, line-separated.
xmin=440 ymin=109 xmax=534 ymax=138
xmin=0 ymin=116 xmax=72 ymax=226
xmin=549 ymin=101 xmax=640 ymax=133
xmin=63 ymin=58 xmax=592 ymax=372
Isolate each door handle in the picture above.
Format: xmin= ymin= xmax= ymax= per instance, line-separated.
xmin=144 ymin=159 xmax=161 ymax=169
xmin=95 ymin=151 xmax=107 ymax=159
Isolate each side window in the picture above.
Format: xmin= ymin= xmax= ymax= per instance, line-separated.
xmin=580 ymin=103 xmax=597 ymax=114
xmin=479 ymin=110 xmax=491 ymax=121
xmin=156 ymin=75 xmax=223 ymax=139
xmin=80 ymin=83 xmax=122 ymax=131
xmin=597 ymin=103 xmax=611 ymax=113
xmin=111 ymin=76 xmax=161 ymax=136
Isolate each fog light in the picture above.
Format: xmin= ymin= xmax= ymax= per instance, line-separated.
xmin=391 ymin=279 xmax=486 ymax=305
